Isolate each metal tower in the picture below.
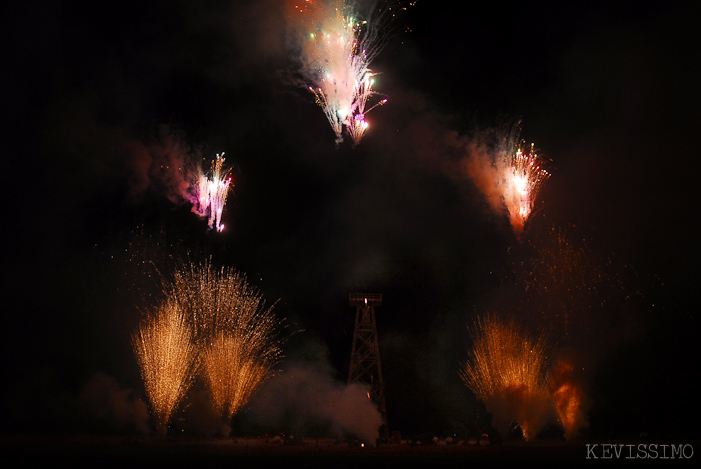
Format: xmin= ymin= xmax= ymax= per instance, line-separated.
xmin=348 ymin=293 xmax=388 ymax=439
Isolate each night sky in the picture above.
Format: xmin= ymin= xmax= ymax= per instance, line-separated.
xmin=2 ymin=0 xmax=699 ymax=440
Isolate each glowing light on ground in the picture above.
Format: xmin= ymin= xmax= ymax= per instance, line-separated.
xmin=549 ymin=357 xmax=588 ymax=440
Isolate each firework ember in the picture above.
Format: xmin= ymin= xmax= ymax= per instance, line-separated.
xmin=131 ymin=299 xmax=199 ymax=435
xmin=501 ymin=222 xmax=640 ymax=345
xmin=460 ymin=314 xmax=552 ymax=441
xmin=289 ymin=0 xmax=390 ymax=145
xmin=192 ymin=153 xmax=231 ymax=232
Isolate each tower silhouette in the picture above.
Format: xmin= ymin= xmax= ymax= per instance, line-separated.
xmin=348 ymin=293 xmax=388 ymax=439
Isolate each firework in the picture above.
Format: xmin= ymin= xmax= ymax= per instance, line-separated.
xmin=169 ymin=259 xmax=262 ymax=342
xmin=503 ymin=221 xmax=640 ymax=344
xmin=192 ymin=153 xmax=231 ymax=232
xmin=202 ymin=332 xmax=279 ymax=420
xmin=291 ymin=0 xmax=392 ymax=145
xmin=131 ymin=299 xmax=199 ymax=435
xmin=463 ymin=124 xmax=550 ymax=238
xmin=549 ymin=357 xmax=588 ymax=440
xmin=505 ymin=144 xmax=550 ymax=237
xmin=460 ymin=314 xmax=551 ymax=440
xmin=168 ymin=258 xmax=284 ymax=421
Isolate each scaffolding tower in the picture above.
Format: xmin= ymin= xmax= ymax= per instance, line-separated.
xmin=348 ymin=293 xmax=388 ymax=439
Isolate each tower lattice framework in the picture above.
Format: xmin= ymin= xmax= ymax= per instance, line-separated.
xmin=348 ymin=293 xmax=388 ymax=439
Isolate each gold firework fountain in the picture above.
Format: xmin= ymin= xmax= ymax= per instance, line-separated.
xmin=202 ymin=332 xmax=275 ymax=420
xmin=131 ymin=299 xmax=200 ymax=436
xmin=169 ymin=259 xmax=283 ymax=425
xmin=131 ymin=254 xmax=284 ymax=435
xmin=460 ymin=315 xmax=552 ymax=441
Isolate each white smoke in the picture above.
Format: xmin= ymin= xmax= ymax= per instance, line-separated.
xmin=244 ymin=339 xmax=383 ymax=445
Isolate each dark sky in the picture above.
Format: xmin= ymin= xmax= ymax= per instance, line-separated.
xmin=2 ymin=0 xmax=699 ymax=439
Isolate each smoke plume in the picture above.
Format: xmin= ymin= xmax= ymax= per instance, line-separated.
xmin=121 ymin=125 xmax=200 ymax=206
xmin=79 ymin=372 xmax=150 ymax=434
xmin=548 ymin=353 xmax=591 ymax=440
xmin=244 ymin=341 xmax=383 ymax=445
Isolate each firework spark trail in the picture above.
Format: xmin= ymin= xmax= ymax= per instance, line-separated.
xmin=169 ymin=258 xmax=284 ymax=421
xmin=131 ymin=299 xmax=199 ymax=435
xmin=461 ymin=315 xmax=550 ymax=400
xmin=192 ymin=153 xmax=231 ymax=232
xmin=460 ymin=314 xmax=552 ymax=440
xmin=170 ymin=259 xmax=263 ymax=344
xmin=290 ymin=0 xmax=392 ymax=145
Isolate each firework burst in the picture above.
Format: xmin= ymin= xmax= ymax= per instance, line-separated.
xmin=290 ymin=0 xmax=396 ymax=145
xmin=460 ymin=314 xmax=552 ymax=440
xmin=131 ymin=299 xmax=199 ymax=435
xmin=505 ymin=144 xmax=550 ymax=237
xmin=463 ymin=123 xmax=550 ymax=238
xmin=192 ymin=153 xmax=231 ymax=232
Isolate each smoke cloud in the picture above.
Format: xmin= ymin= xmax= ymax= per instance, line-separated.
xmin=180 ymin=388 xmax=234 ymax=437
xmin=243 ymin=340 xmax=383 ymax=445
xmin=450 ymin=122 xmax=549 ymax=238
xmin=121 ymin=125 xmax=200 ymax=206
xmin=548 ymin=352 xmax=591 ymax=440
xmin=462 ymin=138 xmax=509 ymax=219
xmin=79 ymin=372 xmax=150 ymax=434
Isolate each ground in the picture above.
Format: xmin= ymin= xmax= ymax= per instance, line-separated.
xmin=4 ymin=434 xmax=696 ymax=468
